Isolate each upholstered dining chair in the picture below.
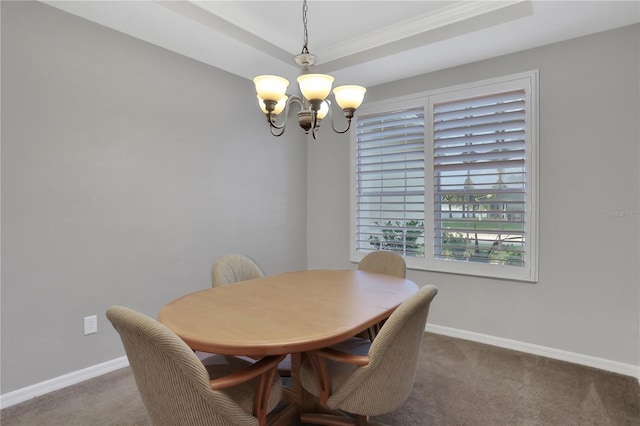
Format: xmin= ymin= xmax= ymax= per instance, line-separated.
xmin=299 ymin=285 xmax=438 ymax=426
xmin=212 ymin=254 xmax=265 ymax=287
xmin=106 ymin=305 xmax=284 ymax=426
xmin=357 ymin=250 xmax=407 ymax=340
xmin=357 ymin=250 xmax=406 ymax=278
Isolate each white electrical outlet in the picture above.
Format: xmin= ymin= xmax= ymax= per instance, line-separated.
xmin=84 ymin=315 xmax=98 ymax=335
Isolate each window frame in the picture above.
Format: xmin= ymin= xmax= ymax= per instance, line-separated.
xmin=350 ymin=71 xmax=539 ymax=282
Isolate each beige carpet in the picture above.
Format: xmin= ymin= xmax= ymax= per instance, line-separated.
xmin=2 ymin=333 xmax=639 ymax=425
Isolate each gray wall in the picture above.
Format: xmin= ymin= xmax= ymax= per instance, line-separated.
xmin=1 ymin=1 xmax=307 ymax=393
xmin=308 ymin=24 xmax=640 ymax=366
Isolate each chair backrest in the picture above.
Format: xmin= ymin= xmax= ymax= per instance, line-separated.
xmin=357 ymin=250 xmax=406 ymax=278
xmin=211 ymin=254 xmax=264 ymax=287
xmin=106 ymin=305 xmax=263 ymax=426
xmin=327 ymin=285 xmax=438 ymax=415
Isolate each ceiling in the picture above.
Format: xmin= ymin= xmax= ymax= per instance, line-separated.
xmin=43 ymin=1 xmax=640 ymax=88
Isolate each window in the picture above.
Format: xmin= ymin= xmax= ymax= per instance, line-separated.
xmin=351 ymin=71 xmax=538 ymax=282
xmin=353 ymin=107 xmax=426 ymax=258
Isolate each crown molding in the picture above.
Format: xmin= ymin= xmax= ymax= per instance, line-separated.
xmin=315 ymin=0 xmax=527 ymax=63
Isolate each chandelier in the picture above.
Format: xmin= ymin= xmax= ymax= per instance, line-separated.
xmin=253 ymin=0 xmax=367 ymax=139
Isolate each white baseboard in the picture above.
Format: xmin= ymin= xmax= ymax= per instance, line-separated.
xmin=0 ymin=356 xmax=129 ymax=410
xmin=426 ymin=324 xmax=640 ymax=380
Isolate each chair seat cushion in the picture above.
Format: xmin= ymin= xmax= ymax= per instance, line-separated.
xmin=201 ymin=355 xmax=283 ymax=415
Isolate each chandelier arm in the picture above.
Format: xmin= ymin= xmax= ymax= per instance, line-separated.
xmin=266 ymin=95 xmax=305 ymax=131
xmin=311 ymin=105 xmax=320 ymax=139
xmin=325 ymin=99 xmax=353 ymax=134
xmin=269 ymin=125 xmax=286 ymax=137
xmin=266 ymin=113 xmax=284 ymax=130
xmin=331 ymin=120 xmax=352 ymax=134
xmin=312 ymin=109 xmax=318 ymax=133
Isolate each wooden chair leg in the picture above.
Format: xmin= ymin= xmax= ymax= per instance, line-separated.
xmin=300 ymin=410 xmax=374 ymax=426
xmin=354 ymin=415 xmax=368 ymax=426
xmin=254 ymin=364 xmax=278 ymax=426
xmin=300 ymin=412 xmax=366 ymax=425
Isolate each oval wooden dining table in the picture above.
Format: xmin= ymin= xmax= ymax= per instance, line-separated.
xmin=157 ymin=269 xmax=419 ymax=425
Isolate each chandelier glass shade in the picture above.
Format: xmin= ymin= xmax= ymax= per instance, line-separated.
xmin=296 ymin=74 xmax=334 ymax=101
xmin=253 ymin=0 xmax=366 ymax=139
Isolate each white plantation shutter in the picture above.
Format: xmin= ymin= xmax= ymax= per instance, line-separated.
xmin=351 ymin=71 xmax=537 ymax=281
xmin=355 ymin=108 xmax=426 ymax=257
xmin=433 ymin=90 xmax=526 ymax=266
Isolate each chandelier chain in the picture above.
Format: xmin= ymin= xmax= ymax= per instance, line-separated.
xmin=301 ymin=0 xmax=309 ymax=54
